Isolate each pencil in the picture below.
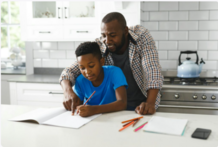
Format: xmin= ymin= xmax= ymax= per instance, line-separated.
xmin=119 ymin=121 xmax=135 ymax=132
xmin=76 ymin=91 xmax=96 ymax=114
xmin=123 ymin=120 xmax=134 ymax=127
xmin=121 ymin=116 xmax=143 ymax=123
xmin=83 ymin=91 xmax=96 ymax=105
xmin=132 ymin=118 xmax=140 ymax=127
xmin=134 ymin=122 xmax=148 ymax=132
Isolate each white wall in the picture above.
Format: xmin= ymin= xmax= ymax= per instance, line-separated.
xmin=32 ymin=41 xmax=79 ymax=68
xmin=141 ymin=1 xmax=218 ymax=71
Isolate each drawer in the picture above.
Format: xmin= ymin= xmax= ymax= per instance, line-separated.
xmin=63 ymin=25 xmax=100 ymax=41
xmin=26 ymin=26 xmax=63 ymax=41
xmin=17 ymin=83 xmax=64 ymax=102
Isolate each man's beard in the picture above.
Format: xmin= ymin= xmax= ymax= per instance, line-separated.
xmin=108 ymin=34 xmax=126 ymax=54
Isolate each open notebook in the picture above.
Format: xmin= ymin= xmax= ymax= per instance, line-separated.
xmin=9 ymin=107 xmax=101 ymax=129
xmin=143 ymin=116 xmax=188 ymax=136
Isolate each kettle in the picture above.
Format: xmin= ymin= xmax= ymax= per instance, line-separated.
xmin=177 ymin=51 xmax=205 ymax=78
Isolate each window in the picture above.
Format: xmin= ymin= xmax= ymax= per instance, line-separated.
xmin=1 ymin=1 xmax=25 ymax=71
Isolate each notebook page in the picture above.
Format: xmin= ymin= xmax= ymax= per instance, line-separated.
xmin=9 ymin=107 xmax=66 ymax=124
xmin=143 ymin=116 xmax=188 ymax=136
xmin=42 ymin=111 xmax=102 ymax=129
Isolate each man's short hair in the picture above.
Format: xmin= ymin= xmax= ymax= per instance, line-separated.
xmin=102 ymin=12 xmax=126 ymax=29
xmin=75 ymin=42 xmax=102 ymax=59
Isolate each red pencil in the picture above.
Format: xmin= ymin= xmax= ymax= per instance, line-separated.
xmin=76 ymin=91 xmax=96 ymax=114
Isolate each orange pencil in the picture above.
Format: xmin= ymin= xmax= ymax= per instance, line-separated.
xmin=119 ymin=121 xmax=135 ymax=132
xmin=132 ymin=118 xmax=140 ymax=127
xmin=76 ymin=91 xmax=96 ymax=115
xmin=123 ymin=120 xmax=134 ymax=127
xmin=121 ymin=116 xmax=143 ymax=124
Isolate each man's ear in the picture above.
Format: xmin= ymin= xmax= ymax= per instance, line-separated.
xmin=100 ymin=57 xmax=105 ymax=66
xmin=124 ymin=26 xmax=128 ymax=36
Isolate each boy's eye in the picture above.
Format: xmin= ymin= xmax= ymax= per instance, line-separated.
xmin=89 ymin=65 xmax=94 ymax=68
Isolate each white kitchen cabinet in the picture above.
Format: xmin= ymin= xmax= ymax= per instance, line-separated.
xmin=25 ymin=1 xmax=63 ymax=26
xmin=26 ymin=26 xmax=63 ymax=41
xmin=21 ymin=1 xmax=100 ymax=41
xmin=62 ymin=1 xmax=100 ymax=25
xmin=9 ymin=82 xmax=64 ymax=107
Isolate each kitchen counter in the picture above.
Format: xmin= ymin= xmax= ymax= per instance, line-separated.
xmin=1 ymin=104 xmax=218 ymax=147
xmin=7 ymin=74 xmax=60 ymax=84
xmin=1 ymin=67 xmax=26 ymax=75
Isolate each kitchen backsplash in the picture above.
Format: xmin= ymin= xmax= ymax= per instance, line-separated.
xmin=32 ymin=41 xmax=82 ymax=68
xmin=31 ymin=1 xmax=218 ymax=72
xmin=141 ymin=1 xmax=218 ymax=71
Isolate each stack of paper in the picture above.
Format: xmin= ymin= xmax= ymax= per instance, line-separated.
xmin=143 ymin=116 xmax=188 ymax=136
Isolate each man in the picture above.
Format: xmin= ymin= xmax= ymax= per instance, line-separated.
xmin=60 ymin=12 xmax=164 ymax=115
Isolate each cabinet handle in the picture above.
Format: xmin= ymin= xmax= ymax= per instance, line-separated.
xmin=39 ymin=31 xmax=51 ymax=33
xmin=65 ymin=7 xmax=67 ymax=19
xmin=49 ymin=92 xmax=63 ymax=94
xmin=58 ymin=7 xmax=60 ymax=19
xmin=77 ymin=31 xmax=89 ymax=33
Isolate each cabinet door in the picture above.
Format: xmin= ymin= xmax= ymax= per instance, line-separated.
xmin=25 ymin=1 xmax=63 ymax=25
xmin=62 ymin=1 xmax=101 ymax=25
xmin=63 ymin=25 xmax=100 ymax=41
xmin=25 ymin=26 xmax=63 ymax=41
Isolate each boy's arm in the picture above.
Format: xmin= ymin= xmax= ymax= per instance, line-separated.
xmin=78 ymin=86 xmax=127 ymax=117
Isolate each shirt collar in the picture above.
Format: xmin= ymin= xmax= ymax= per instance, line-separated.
xmin=128 ymin=29 xmax=138 ymax=45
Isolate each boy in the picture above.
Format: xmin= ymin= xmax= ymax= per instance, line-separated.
xmin=72 ymin=42 xmax=128 ymax=117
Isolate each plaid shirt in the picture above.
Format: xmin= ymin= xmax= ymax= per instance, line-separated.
xmin=59 ymin=25 xmax=164 ymax=109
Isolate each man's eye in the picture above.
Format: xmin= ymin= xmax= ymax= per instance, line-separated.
xmin=111 ymin=35 xmax=116 ymax=37
xmin=81 ymin=68 xmax=85 ymax=70
xmin=102 ymin=35 xmax=106 ymax=38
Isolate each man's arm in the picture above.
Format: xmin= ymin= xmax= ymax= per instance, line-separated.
xmin=135 ymin=26 xmax=164 ymax=114
xmin=135 ymin=89 xmax=159 ymax=115
xmin=60 ymin=61 xmax=82 ymax=113
xmin=77 ymin=86 xmax=127 ymax=117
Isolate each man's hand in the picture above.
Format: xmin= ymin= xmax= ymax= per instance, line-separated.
xmin=61 ymin=80 xmax=82 ymax=114
xmin=135 ymin=102 xmax=156 ymax=115
xmin=63 ymin=88 xmax=82 ymax=114
xmin=76 ymin=105 xmax=95 ymax=117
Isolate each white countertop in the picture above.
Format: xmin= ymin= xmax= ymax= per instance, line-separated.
xmin=1 ymin=104 xmax=218 ymax=147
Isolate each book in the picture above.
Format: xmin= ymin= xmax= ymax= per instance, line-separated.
xmin=9 ymin=107 xmax=101 ymax=129
xmin=143 ymin=116 xmax=188 ymax=136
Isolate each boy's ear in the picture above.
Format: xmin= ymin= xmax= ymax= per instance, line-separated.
xmin=100 ymin=57 xmax=105 ymax=66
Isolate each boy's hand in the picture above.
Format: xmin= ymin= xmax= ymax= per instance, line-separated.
xmin=76 ymin=105 xmax=95 ymax=117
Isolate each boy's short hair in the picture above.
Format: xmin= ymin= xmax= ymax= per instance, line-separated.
xmin=75 ymin=42 xmax=102 ymax=59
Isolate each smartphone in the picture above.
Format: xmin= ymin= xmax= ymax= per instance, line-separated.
xmin=191 ymin=128 xmax=211 ymax=139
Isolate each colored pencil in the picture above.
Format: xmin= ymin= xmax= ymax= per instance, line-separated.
xmin=119 ymin=121 xmax=135 ymax=132
xmin=121 ymin=116 xmax=143 ymax=123
xmin=123 ymin=120 xmax=134 ymax=127
xmin=134 ymin=122 xmax=148 ymax=132
xmin=132 ymin=118 xmax=140 ymax=127
xmin=76 ymin=91 xmax=96 ymax=114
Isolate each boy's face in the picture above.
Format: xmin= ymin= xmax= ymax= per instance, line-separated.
xmin=77 ymin=54 xmax=104 ymax=82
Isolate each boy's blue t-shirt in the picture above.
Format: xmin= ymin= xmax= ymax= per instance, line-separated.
xmin=73 ymin=66 xmax=128 ymax=105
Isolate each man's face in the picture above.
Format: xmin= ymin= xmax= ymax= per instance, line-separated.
xmin=101 ymin=20 xmax=126 ymax=53
xmin=77 ymin=54 xmax=104 ymax=82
